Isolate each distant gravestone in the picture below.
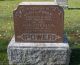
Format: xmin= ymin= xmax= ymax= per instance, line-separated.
xmin=54 ymin=0 xmax=68 ymax=7
xmin=13 ymin=2 xmax=64 ymax=43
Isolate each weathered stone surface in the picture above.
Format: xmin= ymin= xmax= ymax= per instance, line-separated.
xmin=7 ymin=36 xmax=70 ymax=65
xmin=7 ymin=2 xmax=70 ymax=65
xmin=13 ymin=2 xmax=64 ymax=43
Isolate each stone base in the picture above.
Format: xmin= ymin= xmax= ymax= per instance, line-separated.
xmin=7 ymin=36 xmax=70 ymax=65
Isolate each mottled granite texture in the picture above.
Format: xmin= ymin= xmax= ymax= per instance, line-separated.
xmin=7 ymin=36 xmax=70 ymax=65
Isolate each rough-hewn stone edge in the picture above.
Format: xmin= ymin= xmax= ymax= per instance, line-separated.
xmin=7 ymin=47 xmax=70 ymax=65
xmin=7 ymin=37 xmax=70 ymax=65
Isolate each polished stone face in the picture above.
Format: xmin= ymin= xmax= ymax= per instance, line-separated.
xmin=13 ymin=5 xmax=64 ymax=43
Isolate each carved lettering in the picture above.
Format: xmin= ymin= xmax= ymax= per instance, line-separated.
xmin=17 ymin=33 xmax=61 ymax=42
xmin=13 ymin=4 xmax=64 ymax=43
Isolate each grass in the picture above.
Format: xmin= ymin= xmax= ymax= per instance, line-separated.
xmin=0 ymin=0 xmax=80 ymax=65
xmin=69 ymin=48 xmax=80 ymax=65
xmin=64 ymin=9 xmax=80 ymax=47
xmin=68 ymin=0 xmax=80 ymax=8
xmin=0 ymin=52 xmax=8 ymax=65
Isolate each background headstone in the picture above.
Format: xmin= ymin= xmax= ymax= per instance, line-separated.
xmin=13 ymin=2 xmax=64 ymax=43
xmin=54 ymin=0 xmax=68 ymax=8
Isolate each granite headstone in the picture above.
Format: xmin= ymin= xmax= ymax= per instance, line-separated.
xmin=7 ymin=2 xmax=70 ymax=65
xmin=13 ymin=2 xmax=64 ymax=43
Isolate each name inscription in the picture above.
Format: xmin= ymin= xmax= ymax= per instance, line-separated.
xmin=17 ymin=33 xmax=61 ymax=42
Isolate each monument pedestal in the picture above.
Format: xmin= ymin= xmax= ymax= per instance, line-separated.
xmin=7 ymin=36 xmax=70 ymax=65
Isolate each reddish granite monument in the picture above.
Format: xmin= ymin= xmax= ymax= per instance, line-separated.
xmin=13 ymin=2 xmax=64 ymax=43
xmin=8 ymin=2 xmax=70 ymax=65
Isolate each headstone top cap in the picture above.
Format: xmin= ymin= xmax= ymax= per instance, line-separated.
xmin=19 ymin=2 xmax=58 ymax=5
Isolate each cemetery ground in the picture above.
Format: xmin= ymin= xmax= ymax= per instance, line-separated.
xmin=0 ymin=0 xmax=80 ymax=65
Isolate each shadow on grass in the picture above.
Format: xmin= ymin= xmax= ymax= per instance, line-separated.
xmin=69 ymin=48 xmax=80 ymax=65
xmin=0 ymin=39 xmax=10 ymax=65
xmin=68 ymin=8 xmax=80 ymax=10
xmin=0 ymin=39 xmax=10 ymax=51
